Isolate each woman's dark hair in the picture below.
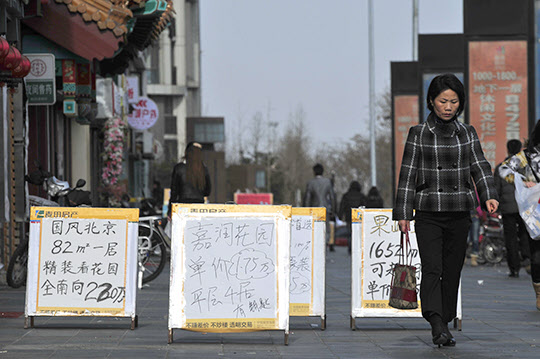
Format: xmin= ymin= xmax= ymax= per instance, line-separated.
xmin=426 ymin=74 xmax=466 ymax=117
xmin=348 ymin=180 xmax=361 ymax=192
xmin=507 ymin=139 xmax=522 ymax=156
xmin=185 ymin=142 xmax=206 ymax=191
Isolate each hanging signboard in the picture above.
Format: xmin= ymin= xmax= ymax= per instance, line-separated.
xmin=168 ymin=204 xmax=291 ymax=344
xmin=350 ymin=208 xmax=462 ymax=329
xmin=25 ymin=207 xmax=139 ymax=328
xmin=24 ymin=53 xmax=56 ymax=105
xmin=289 ymin=208 xmax=326 ymax=329
xmin=468 ymin=40 xmax=528 ymax=168
xmin=125 ymin=76 xmax=140 ymax=104
xmin=127 ymin=96 xmax=159 ymax=130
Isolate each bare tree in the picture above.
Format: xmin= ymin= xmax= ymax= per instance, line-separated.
xmin=274 ymin=105 xmax=313 ymax=205
xmin=247 ymin=111 xmax=265 ymax=164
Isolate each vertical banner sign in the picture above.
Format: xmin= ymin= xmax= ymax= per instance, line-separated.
xmin=25 ymin=207 xmax=139 ymax=318
xmin=469 ymin=40 xmax=528 ymax=168
xmin=350 ymin=208 xmax=462 ymax=321
xmin=125 ymin=76 xmax=140 ymax=104
xmin=169 ymin=204 xmax=291 ymax=335
xmin=393 ymin=95 xmax=419 ymax=189
xmin=289 ymin=208 xmax=325 ymax=320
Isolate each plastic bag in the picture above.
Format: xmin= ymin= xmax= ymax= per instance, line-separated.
xmin=514 ymin=175 xmax=540 ymax=240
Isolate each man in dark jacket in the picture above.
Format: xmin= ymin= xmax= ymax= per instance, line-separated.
xmin=303 ymin=163 xmax=336 ymax=251
xmin=494 ymin=139 xmax=531 ymax=277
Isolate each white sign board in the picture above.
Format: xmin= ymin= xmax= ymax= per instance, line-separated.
xmin=169 ymin=204 xmax=291 ymax=334
xmin=289 ymin=208 xmax=325 ymax=319
xmin=25 ymin=207 xmax=139 ymax=318
xmin=351 ymin=208 xmax=462 ymax=320
xmin=24 ymin=53 xmax=56 ymax=105
xmin=127 ymin=96 xmax=159 ymax=130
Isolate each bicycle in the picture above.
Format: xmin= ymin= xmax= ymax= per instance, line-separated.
xmin=138 ymin=215 xmax=171 ymax=284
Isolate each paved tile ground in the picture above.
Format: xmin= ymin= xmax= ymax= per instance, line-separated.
xmin=1 ymin=246 xmax=539 ymax=358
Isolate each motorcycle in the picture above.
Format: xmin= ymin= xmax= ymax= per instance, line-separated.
xmin=6 ymin=165 xmax=90 ymax=288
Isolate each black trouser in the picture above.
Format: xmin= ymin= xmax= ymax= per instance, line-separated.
xmin=528 ymin=235 xmax=540 ymax=283
xmin=414 ymin=211 xmax=471 ymax=323
xmin=502 ymin=213 xmax=531 ymax=273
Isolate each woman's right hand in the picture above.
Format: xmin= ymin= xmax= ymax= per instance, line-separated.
xmin=398 ymin=220 xmax=410 ymax=233
xmin=524 ymin=181 xmax=537 ymax=188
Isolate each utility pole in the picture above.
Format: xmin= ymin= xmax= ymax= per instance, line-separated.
xmin=368 ymin=0 xmax=376 ymax=187
xmin=412 ymin=0 xmax=419 ymax=61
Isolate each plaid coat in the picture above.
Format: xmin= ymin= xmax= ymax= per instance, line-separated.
xmin=393 ymin=114 xmax=498 ymax=220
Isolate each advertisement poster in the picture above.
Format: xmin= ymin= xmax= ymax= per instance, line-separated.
xmin=393 ymin=95 xmax=419 ymax=188
xmin=468 ymin=40 xmax=528 ymax=168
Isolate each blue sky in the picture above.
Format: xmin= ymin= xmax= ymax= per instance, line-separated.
xmin=200 ymin=0 xmax=463 ymax=146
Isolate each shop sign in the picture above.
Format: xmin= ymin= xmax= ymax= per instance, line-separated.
xmin=24 ymin=54 xmax=56 ymax=105
xmin=127 ymin=96 xmax=159 ymax=130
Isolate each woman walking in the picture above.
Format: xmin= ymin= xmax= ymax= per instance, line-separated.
xmin=498 ymin=120 xmax=540 ymax=310
xmin=393 ymin=74 xmax=499 ymax=347
xmin=168 ymin=141 xmax=211 ymax=217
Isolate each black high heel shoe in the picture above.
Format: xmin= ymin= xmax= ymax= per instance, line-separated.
xmin=429 ymin=314 xmax=448 ymax=347
xmin=442 ymin=323 xmax=456 ymax=347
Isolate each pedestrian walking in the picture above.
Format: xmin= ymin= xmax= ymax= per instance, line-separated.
xmin=338 ymin=180 xmax=367 ymax=254
xmin=365 ymin=186 xmax=384 ymax=208
xmin=303 ymin=163 xmax=337 ymax=251
xmin=167 ymin=141 xmax=211 ymax=218
xmin=393 ymin=74 xmax=499 ymax=347
xmin=494 ymin=139 xmax=531 ymax=278
xmin=498 ymin=120 xmax=540 ymax=310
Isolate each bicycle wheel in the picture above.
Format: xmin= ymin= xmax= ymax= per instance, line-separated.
xmin=138 ymin=226 xmax=167 ymax=284
xmin=7 ymin=240 xmax=29 ymax=288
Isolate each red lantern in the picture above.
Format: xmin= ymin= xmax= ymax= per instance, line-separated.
xmin=0 ymin=38 xmax=9 ymax=60
xmin=11 ymin=56 xmax=31 ymax=78
xmin=3 ymin=46 xmax=22 ymax=70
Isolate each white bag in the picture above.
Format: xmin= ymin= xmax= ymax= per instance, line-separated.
xmin=514 ymin=175 xmax=540 ymax=240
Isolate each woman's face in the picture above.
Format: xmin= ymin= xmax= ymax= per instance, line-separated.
xmin=431 ymin=89 xmax=459 ymax=121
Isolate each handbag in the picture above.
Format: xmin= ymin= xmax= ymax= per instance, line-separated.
xmin=388 ymin=231 xmax=418 ymax=309
xmin=514 ymin=175 xmax=540 ymax=240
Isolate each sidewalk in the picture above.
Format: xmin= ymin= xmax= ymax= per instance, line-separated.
xmin=1 ymin=246 xmax=539 ymax=358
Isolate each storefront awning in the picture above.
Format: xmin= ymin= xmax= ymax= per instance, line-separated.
xmin=23 ymin=1 xmax=127 ymax=61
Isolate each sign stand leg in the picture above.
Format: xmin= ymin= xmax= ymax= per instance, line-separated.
xmin=284 ymin=330 xmax=289 ymax=345
xmin=168 ymin=329 xmax=174 ymax=344
xmin=130 ymin=315 xmax=138 ymax=330
xmin=321 ymin=315 xmax=326 ymax=330
xmin=453 ymin=318 xmax=462 ymax=331
xmin=138 ymin=266 xmax=143 ymax=290
xmin=24 ymin=316 xmax=34 ymax=329
xmin=350 ymin=316 xmax=356 ymax=330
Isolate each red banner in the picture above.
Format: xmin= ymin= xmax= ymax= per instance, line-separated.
xmin=468 ymin=40 xmax=528 ymax=169
xmin=234 ymin=193 xmax=273 ymax=205
xmin=393 ymin=95 xmax=419 ymax=188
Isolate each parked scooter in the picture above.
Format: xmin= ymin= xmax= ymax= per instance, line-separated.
xmin=6 ymin=165 xmax=90 ymax=288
